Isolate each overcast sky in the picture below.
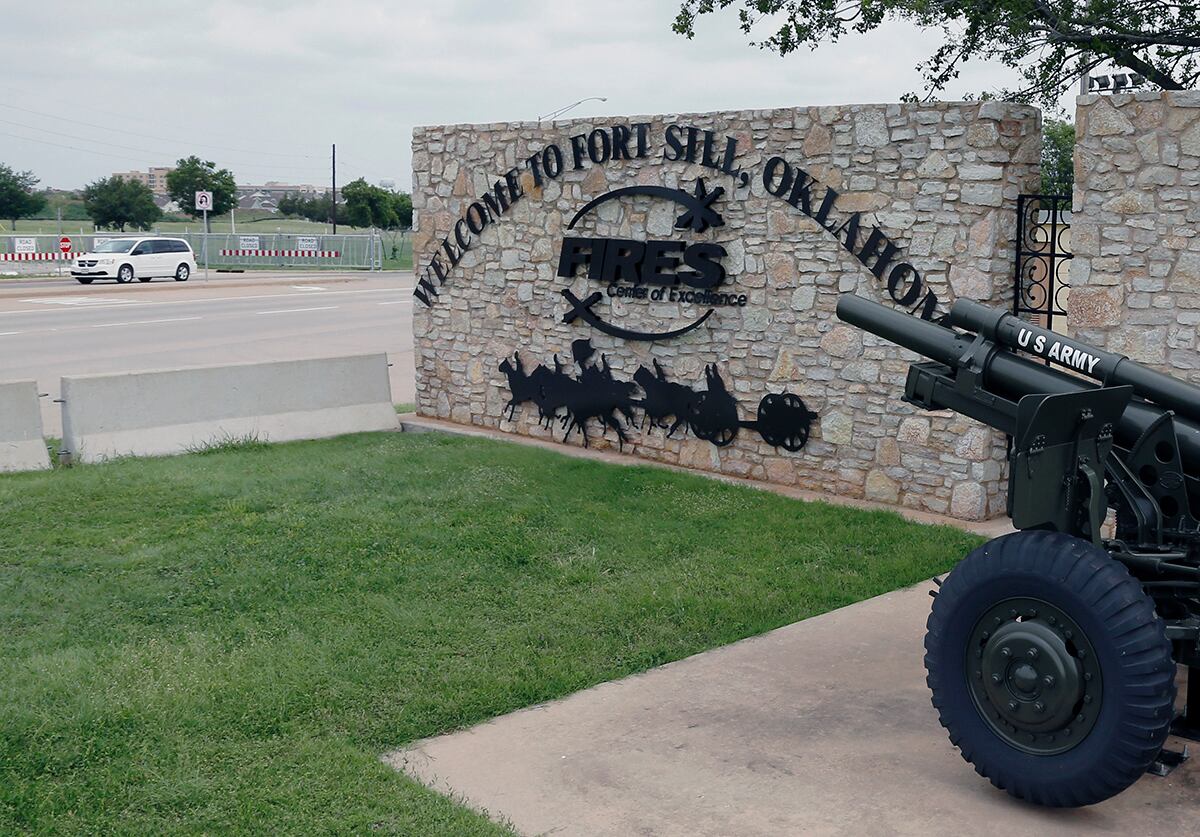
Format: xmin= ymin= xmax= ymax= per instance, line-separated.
xmin=0 ymin=0 xmax=1039 ymax=192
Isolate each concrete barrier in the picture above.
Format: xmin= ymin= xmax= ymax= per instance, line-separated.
xmin=61 ymin=354 xmax=399 ymax=463
xmin=0 ymin=379 xmax=51 ymax=472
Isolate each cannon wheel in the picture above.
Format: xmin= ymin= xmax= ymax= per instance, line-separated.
xmin=755 ymin=392 xmax=814 ymax=451
xmin=925 ymin=530 xmax=1176 ymax=807
xmin=687 ymin=393 xmax=738 ymax=447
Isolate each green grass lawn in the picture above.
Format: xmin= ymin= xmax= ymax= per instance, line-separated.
xmin=0 ymin=432 xmax=981 ymax=834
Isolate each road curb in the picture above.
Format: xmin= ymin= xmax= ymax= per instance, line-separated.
xmin=0 ymin=271 xmax=412 ymax=299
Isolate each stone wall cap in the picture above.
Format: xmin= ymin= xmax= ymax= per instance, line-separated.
xmin=413 ymin=101 xmax=1038 ymax=134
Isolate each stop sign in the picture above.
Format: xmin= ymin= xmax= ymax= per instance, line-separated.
xmin=59 ymin=236 xmax=72 ymax=254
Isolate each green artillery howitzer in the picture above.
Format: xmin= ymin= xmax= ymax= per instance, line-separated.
xmin=837 ymin=294 xmax=1200 ymax=807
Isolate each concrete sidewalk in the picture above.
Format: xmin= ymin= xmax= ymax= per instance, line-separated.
xmin=387 ymin=583 xmax=1198 ymax=836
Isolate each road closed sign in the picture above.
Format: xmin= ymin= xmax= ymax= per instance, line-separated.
xmin=239 ymin=236 xmax=260 ymax=250
xmin=14 ymin=237 xmax=35 ymax=253
xmin=195 ymin=191 xmax=214 ymax=211
xmin=296 ymin=237 xmax=319 ymax=251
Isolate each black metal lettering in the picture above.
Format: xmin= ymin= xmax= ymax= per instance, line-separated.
xmin=587 ymin=129 xmax=611 ymax=164
xmin=612 ymin=124 xmax=632 ymax=160
xmin=663 ymin=124 xmax=685 ymax=162
xmin=465 ymin=202 xmax=489 ymax=235
xmin=454 ymin=219 xmax=471 ymax=251
xmin=542 ymin=145 xmax=564 ymax=179
xmin=763 ymin=156 xmax=793 ymax=198
xmin=856 ymin=226 xmax=900 ymax=279
xmin=525 ymin=151 xmax=544 ymax=187
xmin=569 ymin=134 xmax=588 ymax=169
xmin=633 ymin=123 xmax=651 ymax=157
xmin=887 ymin=263 xmax=924 ymax=307
xmin=557 ymin=236 xmax=594 ymax=278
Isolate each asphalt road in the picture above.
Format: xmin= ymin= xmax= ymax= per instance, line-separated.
xmin=0 ymin=271 xmax=416 ymax=437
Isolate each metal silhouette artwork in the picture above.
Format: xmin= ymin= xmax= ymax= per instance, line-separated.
xmin=498 ymin=342 xmax=818 ymax=451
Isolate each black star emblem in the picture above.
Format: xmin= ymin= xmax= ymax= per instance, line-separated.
xmin=674 ymin=178 xmax=725 ymax=234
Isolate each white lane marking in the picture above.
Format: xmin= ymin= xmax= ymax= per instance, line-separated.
xmin=22 ymin=296 xmax=140 ymax=307
xmin=291 ymin=285 xmax=328 ymax=291
xmin=0 ymin=330 xmax=23 ymax=336
xmin=255 ymin=306 xmax=339 ymax=315
xmin=377 ymin=300 xmax=412 ymax=305
xmin=91 ymin=317 xmax=203 ymax=329
xmin=0 ymin=286 xmax=410 ymax=316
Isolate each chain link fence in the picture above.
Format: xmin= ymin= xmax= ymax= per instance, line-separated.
xmin=0 ymin=231 xmax=390 ymax=275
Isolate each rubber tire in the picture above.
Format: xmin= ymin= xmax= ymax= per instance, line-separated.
xmin=925 ymin=530 xmax=1176 ymax=807
xmin=175 ymin=264 xmax=190 ymax=282
xmin=116 ymin=265 xmax=134 ymax=284
xmin=76 ymin=277 xmax=93 ymax=285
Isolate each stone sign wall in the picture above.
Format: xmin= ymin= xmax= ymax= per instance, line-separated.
xmin=1071 ymin=91 xmax=1200 ymax=383
xmin=412 ymin=103 xmax=1040 ymax=520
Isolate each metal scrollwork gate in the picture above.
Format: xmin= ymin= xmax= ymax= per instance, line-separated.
xmin=1014 ymin=194 xmax=1072 ymax=329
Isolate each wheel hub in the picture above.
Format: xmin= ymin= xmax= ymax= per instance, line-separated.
xmin=967 ymin=597 xmax=1102 ymax=755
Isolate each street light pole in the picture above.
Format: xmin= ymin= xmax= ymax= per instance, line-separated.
xmin=538 ymin=96 xmax=608 ymax=123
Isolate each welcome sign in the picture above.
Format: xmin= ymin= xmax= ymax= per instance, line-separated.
xmin=412 ymin=103 xmax=1039 ymax=520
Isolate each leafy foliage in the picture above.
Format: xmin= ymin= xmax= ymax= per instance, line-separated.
xmin=28 ymin=191 xmax=90 ymax=221
xmin=1041 ymin=118 xmax=1074 ymax=195
xmin=166 ymin=155 xmax=237 ymax=220
xmin=276 ymin=191 xmax=335 ymax=223
xmin=0 ymin=164 xmax=47 ymax=230
xmin=82 ymin=176 xmax=162 ymax=232
xmin=673 ymin=1 xmax=1200 ymax=108
xmin=341 ymin=178 xmax=412 ymax=229
xmin=278 ymin=182 xmax=412 ymax=229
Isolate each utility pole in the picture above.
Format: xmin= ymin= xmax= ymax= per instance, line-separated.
xmin=331 ymin=143 xmax=337 ymax=234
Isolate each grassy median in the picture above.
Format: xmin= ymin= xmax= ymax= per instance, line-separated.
xmin=0 ymin=432 xmax=981 ymax=834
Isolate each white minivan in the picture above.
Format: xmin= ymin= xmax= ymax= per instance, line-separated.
xmin=71 ymin=237 xmax=197 ymax=284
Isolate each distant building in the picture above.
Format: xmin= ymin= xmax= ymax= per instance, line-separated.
xmin=233 ymin=182 xmax=329 ymax=214
xmin=236 ymin=191 xmax=279 ymax=212
xmin=379 ymin=179 xmax=396 ymax=191
xmin=111 ymin=166 xmax=174 ymax=196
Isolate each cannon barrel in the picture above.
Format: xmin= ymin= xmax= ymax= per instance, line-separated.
xmin=949 ymin=298 xmax=1200 ymax=425
xmin=835 ymin=294 xmax=1200 ymax=484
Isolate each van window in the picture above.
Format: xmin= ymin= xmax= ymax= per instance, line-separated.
xmin=95 ymin=240 xmax=135 ymax=254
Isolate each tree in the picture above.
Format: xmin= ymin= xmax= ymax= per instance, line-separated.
xmin=278 ymin=193 xmax=334 ymax=224
xmin=672 ymin=2 xmax=1200 ymax=108
xmin=83 ymin=176 xmax=163 ymax=232
xmin=392 ymin=191 xmax=413 ymax=228
xmin=166 ymin=156 xmax=237 ymax=228
xmin=0 ymin=165 xmax=47 ymax=231
xmin=1041 ymin=119 xmax=1074 ymax=195
xmin=341 ymin=178 xmax=408 ymax=229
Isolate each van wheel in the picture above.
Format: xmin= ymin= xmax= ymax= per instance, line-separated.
xmin=116 ymin=265 xmax=134 ymax=283
xmin=76 ymin=277 xmax=93 ymax=285
xmin=175 ymin=264 xmax=190 ymax=282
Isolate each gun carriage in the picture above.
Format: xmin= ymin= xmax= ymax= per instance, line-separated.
xmin=837 ymin=294 xmax=1200 ymax=807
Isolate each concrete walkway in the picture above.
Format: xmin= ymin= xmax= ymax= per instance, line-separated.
xmin=387 ymin=583 xmax=1198 ymax=836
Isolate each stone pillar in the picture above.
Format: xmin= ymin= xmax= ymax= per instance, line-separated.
xmin=1071 ymin=90 xmax=1200 ymax=381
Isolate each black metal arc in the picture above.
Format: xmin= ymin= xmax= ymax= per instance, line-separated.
xmin=567 ymin=185 xmax=702 ymax=230
xmin=561 ymin=289 xmax=713 ymax=342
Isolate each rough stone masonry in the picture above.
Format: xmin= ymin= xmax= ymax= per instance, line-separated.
xmin=412 ymin=103 xmax=1041 ymax=521
xmin=1071 ymin=90 xmax=1200 ymax=387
